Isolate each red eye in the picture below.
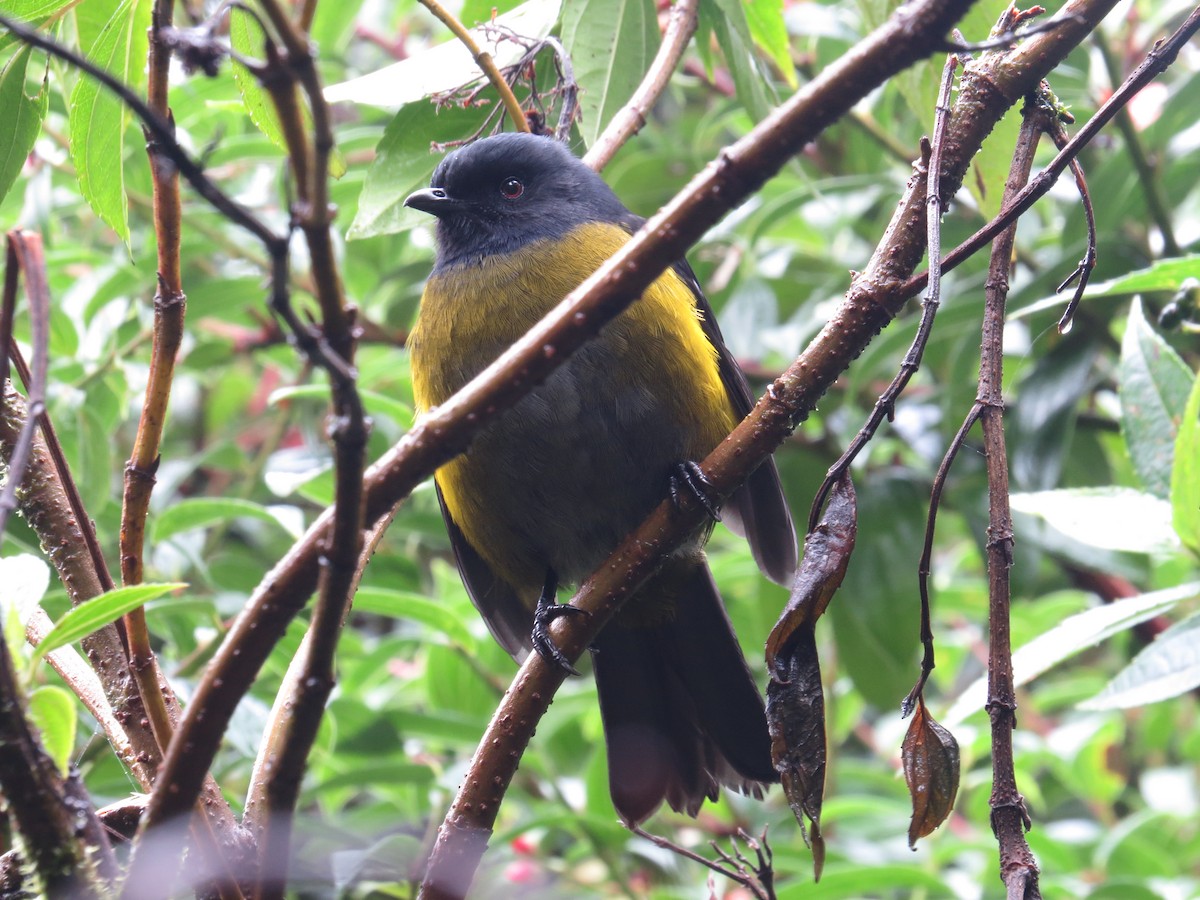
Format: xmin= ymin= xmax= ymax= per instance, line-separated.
xmin=500 ymin=177 xmax=524 ymax=200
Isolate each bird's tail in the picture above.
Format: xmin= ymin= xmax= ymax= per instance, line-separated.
xmin=591 ymin=558 xmax=777 ymax=826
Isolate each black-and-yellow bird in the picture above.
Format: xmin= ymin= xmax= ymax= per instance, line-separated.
xmin=405 ymin=132 xmax=796 ymax=825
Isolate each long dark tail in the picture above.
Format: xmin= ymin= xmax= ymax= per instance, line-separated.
xmin=591 ymin=560 xmax=776 ymax=825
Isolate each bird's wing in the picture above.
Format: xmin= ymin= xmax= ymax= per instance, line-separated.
xmin=435 ymin=481 xmax=533 ymax=660
xmin=670 ymin=256 xmax=798 ymax=586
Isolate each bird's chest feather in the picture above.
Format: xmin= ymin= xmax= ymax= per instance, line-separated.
xmin=409 ymin=223 xmax=735 ymax=586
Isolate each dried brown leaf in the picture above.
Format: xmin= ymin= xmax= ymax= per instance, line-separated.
xmin=902 ymin=696 xmax=960 ymax=847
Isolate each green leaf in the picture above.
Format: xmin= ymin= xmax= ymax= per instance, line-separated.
xmin=460 ymin=0 xmax=526 ymax=24
xmin=560 ymin=0 xmax=660 ymax=147
xmin=352 ymin=586 xmax=476 ymax=650
xmin=325 ymin=0 xmax=561 ymax=108
xmin=152 ymin=498 xmax=295 ymax=542
xmin=1120 ymin=298 xmax=1194 ymax=498
xmin=33 ymin=582 xmax=186 ymax=662
xmin=67 ymin=0 xmax=151 ymax=246
xmin=347 ymin=102 xmax=484 ymax=239
xmin=945 ymin=582 xmax=1200 ymax=725
xmin=0 ymin=45 xmax=47 ymax=205
xmin=268 ymin=384 xmax=414 ymax=428
xmin=699 ymin=0 xmax=777 ymax=121
xmin=0 ymin=0 xmax=82 ymax=52
xmin=1082 ymin=610 xmax=1200 ymax=710
xmin=28 ymin=685 xmax=76 ymax=775
xmin=744 ymin=0 xmax=796 ymax=88
xmin=229 ymin=8 xmax=288 ymax=152
xmin=1170 ymin=371 xmax=1200 ymax=554
xmin=1083 ymin=255 xmax=1200 ymax=298
xmin=1010 ymin=487 xmax=1181 ymax=555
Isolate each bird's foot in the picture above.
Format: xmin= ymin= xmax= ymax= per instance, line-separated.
xmin=532 ymin=570 xmax=587 ymax=676
xmin=669 ymin=460 xmax=722 ymax=522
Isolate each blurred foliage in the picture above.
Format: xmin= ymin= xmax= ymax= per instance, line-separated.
xmin=0 ymin=0 xmax=1199 ymax=896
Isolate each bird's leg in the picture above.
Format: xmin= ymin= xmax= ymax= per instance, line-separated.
xmin=669 ymin=461 xmax=722 ymax=522
xmin=532 ymin=567 xmax=587 ymax=676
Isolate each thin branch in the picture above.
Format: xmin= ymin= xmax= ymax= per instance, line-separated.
xmin=415 ymin=0 xmax=530 ymax=132
xmin=808 ymin=53 xmax=961 ymax=531
xmin=1047 ymin=114 xmax=1097 ymax=334
xmin=899 ymin=3 xmax=1200 ymax=304
xmin=119 ymin=0 xmax=187 ymax=770
xmin=583 ymin=0 xmax=701 ymax=171
xmin=0 ymin=232 xmax=48 ymax=541
xmin=1093 ymin=31 xmax=1180 ymax=256
xmin=976 ymin=94 xmax=1056 ymax=900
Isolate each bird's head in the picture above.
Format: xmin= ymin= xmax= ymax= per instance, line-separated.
xmin=405 ymin=132 xmax=628 ymax=269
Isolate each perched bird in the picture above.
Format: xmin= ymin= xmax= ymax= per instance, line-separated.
xmin=405 ymin=132 xmax=797 ymax=825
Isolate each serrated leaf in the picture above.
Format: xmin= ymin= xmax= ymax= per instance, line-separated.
xmin=0 ymin=45 xmax=48 ymax=205
xmin=1120 ymin=298 xmax=1194 ymax=498
xmin=744 ymin=0 xmax=795 ymax=88
xmin=1170 ymin=372 xmax=1200 ymax=554
xmin=352 ymin=586 xmax=476 ymax=650
xmin=1010 ymin=487 xmax=1181 ymax=555
xmin=152 ymin=498 xmax=293 ymax=542
xmin=945 ymin=581 xmax=1200 ymax=725
xmin=28 ymin=685 xmax=76 ymax=775
xmin=1082 ymin=611 xmax=1200 ymax=710
xmin=902 ymin=696 xmax=960 ymax=847
xmin=67 ymin=0 xmax=151 ymax=246
xmin=560 ymin=0 xmax=660 ymax=146
xmin=33 ymin=583 xmax=186 ymax=662
xmin=347 ymin=102 xmax=485 ymax=239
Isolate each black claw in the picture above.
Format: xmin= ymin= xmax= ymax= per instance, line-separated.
xmin=531 ymin=568 xmax=586 ymax=676
xmin=669 ymin=460 xmax=722 ymax=522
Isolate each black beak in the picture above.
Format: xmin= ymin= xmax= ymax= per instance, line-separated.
xmin=404 ymin=187 xmax=459 ymax=216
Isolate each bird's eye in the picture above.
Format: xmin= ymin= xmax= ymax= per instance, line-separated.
xmin=499 ymin=176 xmax=525 ymax=200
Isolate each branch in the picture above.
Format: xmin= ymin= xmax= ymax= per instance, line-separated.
xmin=416 ymin=0 xmax=530 ymax=132
xmin=977 ymin=97 xmax=1054 ymax=900
xmin=583 ymin=0 xmax=701 ymax=171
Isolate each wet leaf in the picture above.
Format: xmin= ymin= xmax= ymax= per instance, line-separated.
xmin=765 ymin=475 xmax=856 ymax=675
xmin=765 ymin=475 xmax=855 ymax=880
xmin=902 ymin=696 xmax=960 ymax=847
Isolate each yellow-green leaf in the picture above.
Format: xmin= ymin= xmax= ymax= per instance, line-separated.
xmin=67 ymin=0 xmax=151 ymax=246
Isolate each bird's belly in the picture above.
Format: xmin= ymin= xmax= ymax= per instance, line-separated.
xmin=439 ymin=338 xmax=708 ymax=590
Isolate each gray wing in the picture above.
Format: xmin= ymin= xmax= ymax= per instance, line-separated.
xmin=436 ymin=481 xmax=533 ymax=660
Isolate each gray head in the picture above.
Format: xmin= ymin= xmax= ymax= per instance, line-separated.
xmin=404 ymin=133 xmax=631 ymax=270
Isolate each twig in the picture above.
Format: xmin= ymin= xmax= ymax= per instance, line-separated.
xmin=808 ymin=53 xmax=960 ymax=531
xmin=976 ymin=95 xmax=1056 ymax=900
xmin=415 ymin=0 xmax=529 ymax=133
xmin=1046 ymin=113 xmax=1096 ymax=334
xmin=630 ymin=826 xmax=775 ymax=900
xmin=0 ymin=232 xmax=49 ymax=541
xmin=583 ymin=0 xmax=701 ymax=171
xmin=898 ymin=3 xmax=1200 ymax=305
xmin=1092 ymin=32 xmax=1179 ymax=256
xmin=119 ymin=0 xmax=186 ymax=774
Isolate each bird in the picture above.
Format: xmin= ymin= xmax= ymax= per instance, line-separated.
xmin=404 ymin=131 xmax=797 ymax=826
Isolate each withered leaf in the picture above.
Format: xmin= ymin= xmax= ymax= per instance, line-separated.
xmin=902 ymin=696 xmax=960 ymax=848
xmin=765 ymin=475 xmax=855 ymax=881
xmin=765 ymin=475 xmax=856 ymax=678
